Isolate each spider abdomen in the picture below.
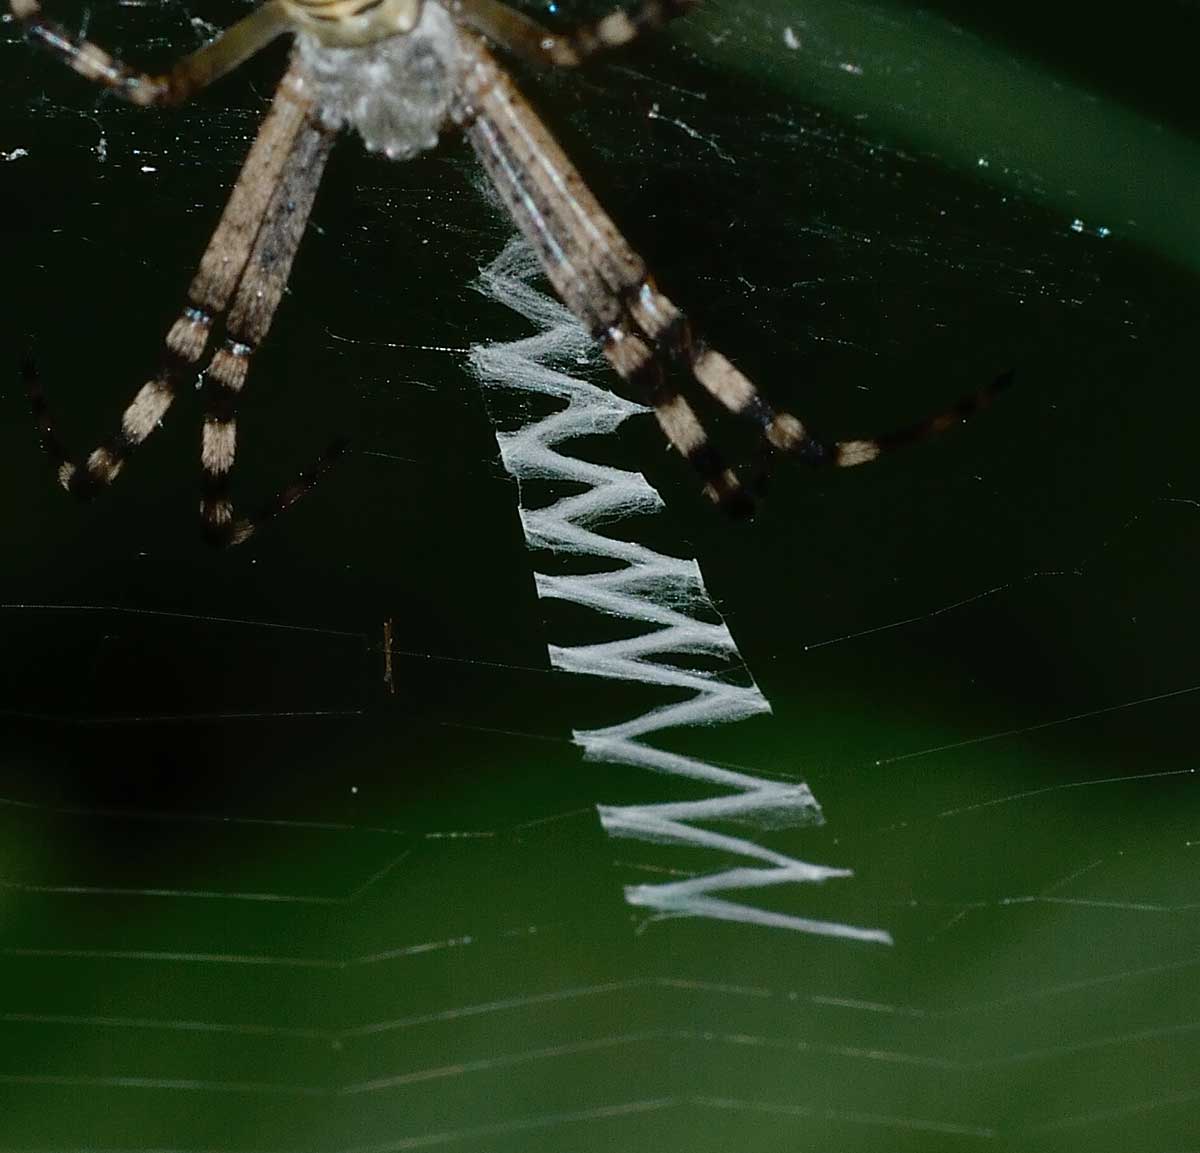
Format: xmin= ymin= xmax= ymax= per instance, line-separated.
xmin=295 ymin=0 xmax=461 ymax=159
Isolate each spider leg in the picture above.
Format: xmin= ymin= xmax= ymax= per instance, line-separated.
xmin=8 ymin=0 xmax=289 ymax=105
xmin=824 ymin=369 xmax=1015 ymax=466
xmin=457 ymin=36 xmax=751 ymax=515
xmin=457 ymin=0 xmax=697 ymax=69
xmin=456 ymin=38 xmax=1008 ymax=512
xmin=27 ymin=64 xmax=317 ymax=500
xmin=617 ymin=279 xmax=1016 ymax=468
xmin=197 ymin=105 xmax=338 ymax=547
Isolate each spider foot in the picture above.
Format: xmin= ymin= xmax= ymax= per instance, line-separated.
xmin=200 ymin=436 xmax=351 ymax=549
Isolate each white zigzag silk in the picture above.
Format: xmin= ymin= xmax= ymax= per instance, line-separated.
xmin=471 ymin=238 xmax=891 ymax=946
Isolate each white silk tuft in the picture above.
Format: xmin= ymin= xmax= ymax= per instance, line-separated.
xmin=471 ymin=238 xmax=891 ymax=945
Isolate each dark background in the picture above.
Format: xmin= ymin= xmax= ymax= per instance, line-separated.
xmin=1 ymin=0 xmax=1197 ymax=1148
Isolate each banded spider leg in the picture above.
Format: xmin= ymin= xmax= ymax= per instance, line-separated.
xmin=15 ymin=0 xmax=1008 ymax=531
xmin=9 ymin=0 xmax=700 ymax=104
xmin=8 ymin=0 xmax=292 ymax=105
xmin=456 ymin=0 xmax=700 ymax=68
xmin=457 ymin=34 xmax=1010 ymax=513
xmin=26 ymin=62 xmax=342 ymax=546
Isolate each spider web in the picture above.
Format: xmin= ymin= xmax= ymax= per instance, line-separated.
xmin=470 ymin=236 xmax=892 ymax=945
xmin=0 ymin=0 xmax=1198 ymax=1150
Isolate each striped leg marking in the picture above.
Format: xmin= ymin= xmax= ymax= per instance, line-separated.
xmin=27 ymin=64 xmax=343 ymax=545
xmin=457 ymin=0 xmax=699 ymax=70
xmin=8 ymin=0 xmax=290 ymax=105
xmin=458 ymin=36 xmax=754 ymax=514
xmin=618 ymin=278 xmax=825 ymax=460
xmin=618 ymin=271 xmax=1014 ymax=472
xmin=26 ymin=306 xmax=211 ymax=498
xmin=616 ymin=272 xmax=1014 ymax=470
xmin=457 ymin=35 xmax=1011 ymax=508
xmin=26 ymin=67 xmax=314 ymax=504
xmin=550 ymin=0 xmax=700 ymax=66
xmin=197 ymin=110 xmax=339 ymax=546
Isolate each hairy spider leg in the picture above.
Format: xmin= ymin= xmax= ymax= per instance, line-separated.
xmin=7 ymin=0 xmax=291 ymax=105
xmin=620 ymin=279 xmax=1016 ymax=469
xmin=197 ymin=96 xmax=340 ymax=546
xmin=26 ymin=68 xmax=314 ymax=500
xmin=458 ymin=37 xmax=1010 ymax=510
xmin=10 ymin=0 xmax=699 ymax=103
xmin=26 ymin=65 xmax=344 ymax=546
xmin=457 ymin=0 xmax=699 ymax=68
xmin=18 ymin=0 xmax=1010 ymax=532
xmin=459 ymin=37 xmax=753 ymax=514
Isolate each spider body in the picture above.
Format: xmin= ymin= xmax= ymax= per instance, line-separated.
xmin=296 ymin=0 xmax=462 ymax=157
xmin=12 ymin=0 xmax=1007 ymax=545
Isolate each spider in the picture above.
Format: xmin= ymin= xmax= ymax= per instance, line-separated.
xmin=11 ymin=0 xmax=1008 ymax=545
